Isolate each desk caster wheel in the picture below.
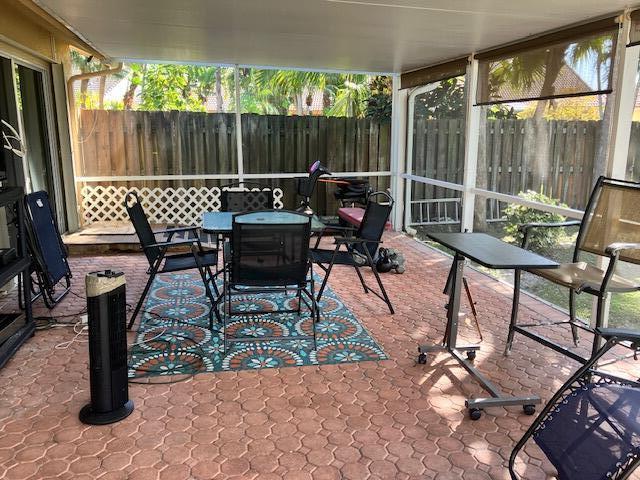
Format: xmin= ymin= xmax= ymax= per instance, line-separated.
xmin=417 ymin=352 xmax=427 ymax=364
xmin=466 ymin=350 xmax=476 ymax=361
xmin=469 ymin=408 xmax=482 ymax=421
xmin=523 ymin=404 xmax=536 ymax=416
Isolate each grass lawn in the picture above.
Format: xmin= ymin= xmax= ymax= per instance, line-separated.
xmin=415 ymin=223 xmax=640 ymax=329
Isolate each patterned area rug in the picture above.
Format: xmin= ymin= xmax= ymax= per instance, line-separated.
xmin=128 ymin=271 xmax=387 ymax=377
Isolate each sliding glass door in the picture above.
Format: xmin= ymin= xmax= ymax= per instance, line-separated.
xmin=0 ymin=54 xmax=64 ymax=228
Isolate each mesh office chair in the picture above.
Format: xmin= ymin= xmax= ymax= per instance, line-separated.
xmin=223 ymin=211 xmax=318 ymax=353
xmin=509 ymin=328 xmax=640 ymax=480
xmin=124 ymin=192 xmax=220 ymax=330
xmin=310 ymin=191 xmax=394 ymax=314
xmin=507 ymin=177 xmax=640 ymax=361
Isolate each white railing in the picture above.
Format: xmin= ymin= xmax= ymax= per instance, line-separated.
xmin=409 ymin=198 xmax=462 ymax=226
xmin=80 ymin=185 xmax=284 ymax=225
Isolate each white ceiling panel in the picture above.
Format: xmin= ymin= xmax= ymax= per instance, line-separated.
xmin=35 ymin=0 xmax=639 ymax=73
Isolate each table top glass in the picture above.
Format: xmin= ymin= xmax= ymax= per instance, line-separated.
xmin=202 ymin=210 xmax=325 ymax=233
xmin=427 ymin=232 xmax=558 ymax=270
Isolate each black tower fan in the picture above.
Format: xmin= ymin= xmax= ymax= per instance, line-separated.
xmin=79 ymin=270 xmax=134 ymax=424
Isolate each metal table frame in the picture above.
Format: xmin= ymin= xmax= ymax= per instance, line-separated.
xmin=419 ymin=232 xmax=558 ymax=420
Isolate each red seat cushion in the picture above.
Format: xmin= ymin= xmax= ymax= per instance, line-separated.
xmin=337 ymin=207 xmax=392 ymax=230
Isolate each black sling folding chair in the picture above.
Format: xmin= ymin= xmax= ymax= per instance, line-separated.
xmin=124 ymin=192 xmax=220 ymax=330
xmin=310 ymin=191 xmax=394 ymax=314
xmin=510 ymin=328 xmax=640 ymax=480
xmin=20 ymin=191 xmax=72 ymax=309
xmin=222 ymin=210 xmax=318 ymax=353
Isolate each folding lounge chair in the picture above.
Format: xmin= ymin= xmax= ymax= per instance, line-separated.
xmin=310 ymin=191 xmax=395 ymax=314
xmin=20 ymin=191 xmax=72 ymax=309
xmin=509 ymin=328 xmax=640 ymax=480
xmin=124 ymin=192 xmax=220 ymax=330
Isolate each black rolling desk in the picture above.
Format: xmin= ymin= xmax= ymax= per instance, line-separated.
xmin=420 ymin=232 xmax=558 ymax=420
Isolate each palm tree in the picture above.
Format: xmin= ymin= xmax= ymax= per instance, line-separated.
xmin=325 ymin=74 xmax=370 ymax=117
xmin=488 ymin=44 xmax=569 ymax=190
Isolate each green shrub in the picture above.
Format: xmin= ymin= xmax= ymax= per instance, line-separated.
xmin=503 ymin=190 xmax=567 ymax=250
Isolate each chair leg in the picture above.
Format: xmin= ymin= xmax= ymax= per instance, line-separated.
xmin=591 ymin=294 xmax=607 ymax=361
xmin=128 ymin=272 xmax=156 ymax=330
xmin=309 ymin=263 xmax=318 ymax=349
xmin=192 ymin=246 xmax=221 ymax=329
xmin=206 ymin=265 xmax=220 ymax=297
xmin=316 ymin=261 xmax=335 ymax=303
xmin=354 ymin=266 xmax=369 ymax=293
xmin=569 ymin=289 xmax=579 ymax=346
xmin=296 ymin=286 xmax=303 ymax=314
xmin=363 ymin=250 xmax=394 ymax=314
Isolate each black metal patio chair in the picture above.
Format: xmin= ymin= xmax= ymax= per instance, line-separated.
xmin=220 ymin=181 xmax=274 ymax=212
xmin=506 ymin=177 xmax=640 ymax=362
xmin=509 ymin=328 xmax=640 ymax=480
xmin=222 ymin=210 xmax=318 ymax=353
xmin=310 ymin=191 xmax=394 ymax=314
xmin=124 ymin=191 xmax=220 ymax=330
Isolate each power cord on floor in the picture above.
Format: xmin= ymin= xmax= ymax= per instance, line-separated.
xmin=54 ymin=321 xmax=89 ymax=350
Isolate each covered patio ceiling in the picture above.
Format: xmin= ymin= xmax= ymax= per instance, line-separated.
xmin=35 ymin=0 xmax=637 ymax=73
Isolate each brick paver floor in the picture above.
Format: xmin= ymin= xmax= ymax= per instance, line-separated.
xmin=0 ymin=233 xmax=638 ymax=479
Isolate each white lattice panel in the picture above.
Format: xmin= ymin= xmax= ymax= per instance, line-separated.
xmin=80 ymin=185 xmax=284 ymax=225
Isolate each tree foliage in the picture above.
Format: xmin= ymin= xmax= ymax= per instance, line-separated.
xmin=75 ymin=58 xmax=392 ymax=118
xmin=414 ymin=77 xmax=515 ymax=119
xmin=503 ymin=190 xmax=568 ymax=250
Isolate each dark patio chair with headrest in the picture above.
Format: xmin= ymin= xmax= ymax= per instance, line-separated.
xmin=510 ymin=328 xmax=640 ymax=480
xmin=310 ymin=191 xmax=394 ymax=314
xmin=506 ymin=177 xmax=640 ymax=362
xmin=222 ymin=210 xmax=318 ymax=353
xmin=220 ymin=181 xmax=274 ymax=213
xmin=20 ymin=191 xmax=72 ymax=308
xmin=124 ymin=191 xmax=220 ymax=330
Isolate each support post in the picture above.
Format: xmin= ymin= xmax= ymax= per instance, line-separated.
xmin=590 ymin=14 xmax=631 ymax=329
xmin=390 ymin=74 xmax=407 ymax=231
xmin=460 ymin=58 xmax=480 ymax=232
xmin=234 ymin=65 xmax=244 ymax=183
xmin=608 ymin=13 xmax=637 ymax=179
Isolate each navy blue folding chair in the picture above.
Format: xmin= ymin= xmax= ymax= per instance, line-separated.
xmin=510 ymin=328 xmax=640 ymax=480
xmin=21 ymin=191 xmax=72 ymax=308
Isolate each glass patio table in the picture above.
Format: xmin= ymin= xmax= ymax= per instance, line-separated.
xmin=419 ymin=232 xmax=558 ymax=420
xmin=201 ymin=210 xmax=326 ymax=234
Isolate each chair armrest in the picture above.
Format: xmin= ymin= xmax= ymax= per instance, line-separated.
xmin=334 ymin=237 xmax=382 ymax=245
xmin=598 ymin=328 xmax=640 ymax=345
xmin=605 ymin=242 xmax=640 ymax=256
xmin=158 ymin=226 xmax=199 ymax=234
xmin=144 ymin=238 xmax=197 ymax=250
xmin=518 ymin=220 xmax=581 ymax=233
xmin=330 ymin=225 xmax=358 ymax=235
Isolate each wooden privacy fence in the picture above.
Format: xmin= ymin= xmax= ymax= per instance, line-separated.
xmin=78 ymin=111 xmax=637 ymax=225
xmin=411 ymin=118 xmax=603 ymax=216
xmin=77 ymin=110 xmax=391 ymax=220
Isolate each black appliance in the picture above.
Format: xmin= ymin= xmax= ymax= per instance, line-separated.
xmin=79 ymin=269 xmax=133 ymax=425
